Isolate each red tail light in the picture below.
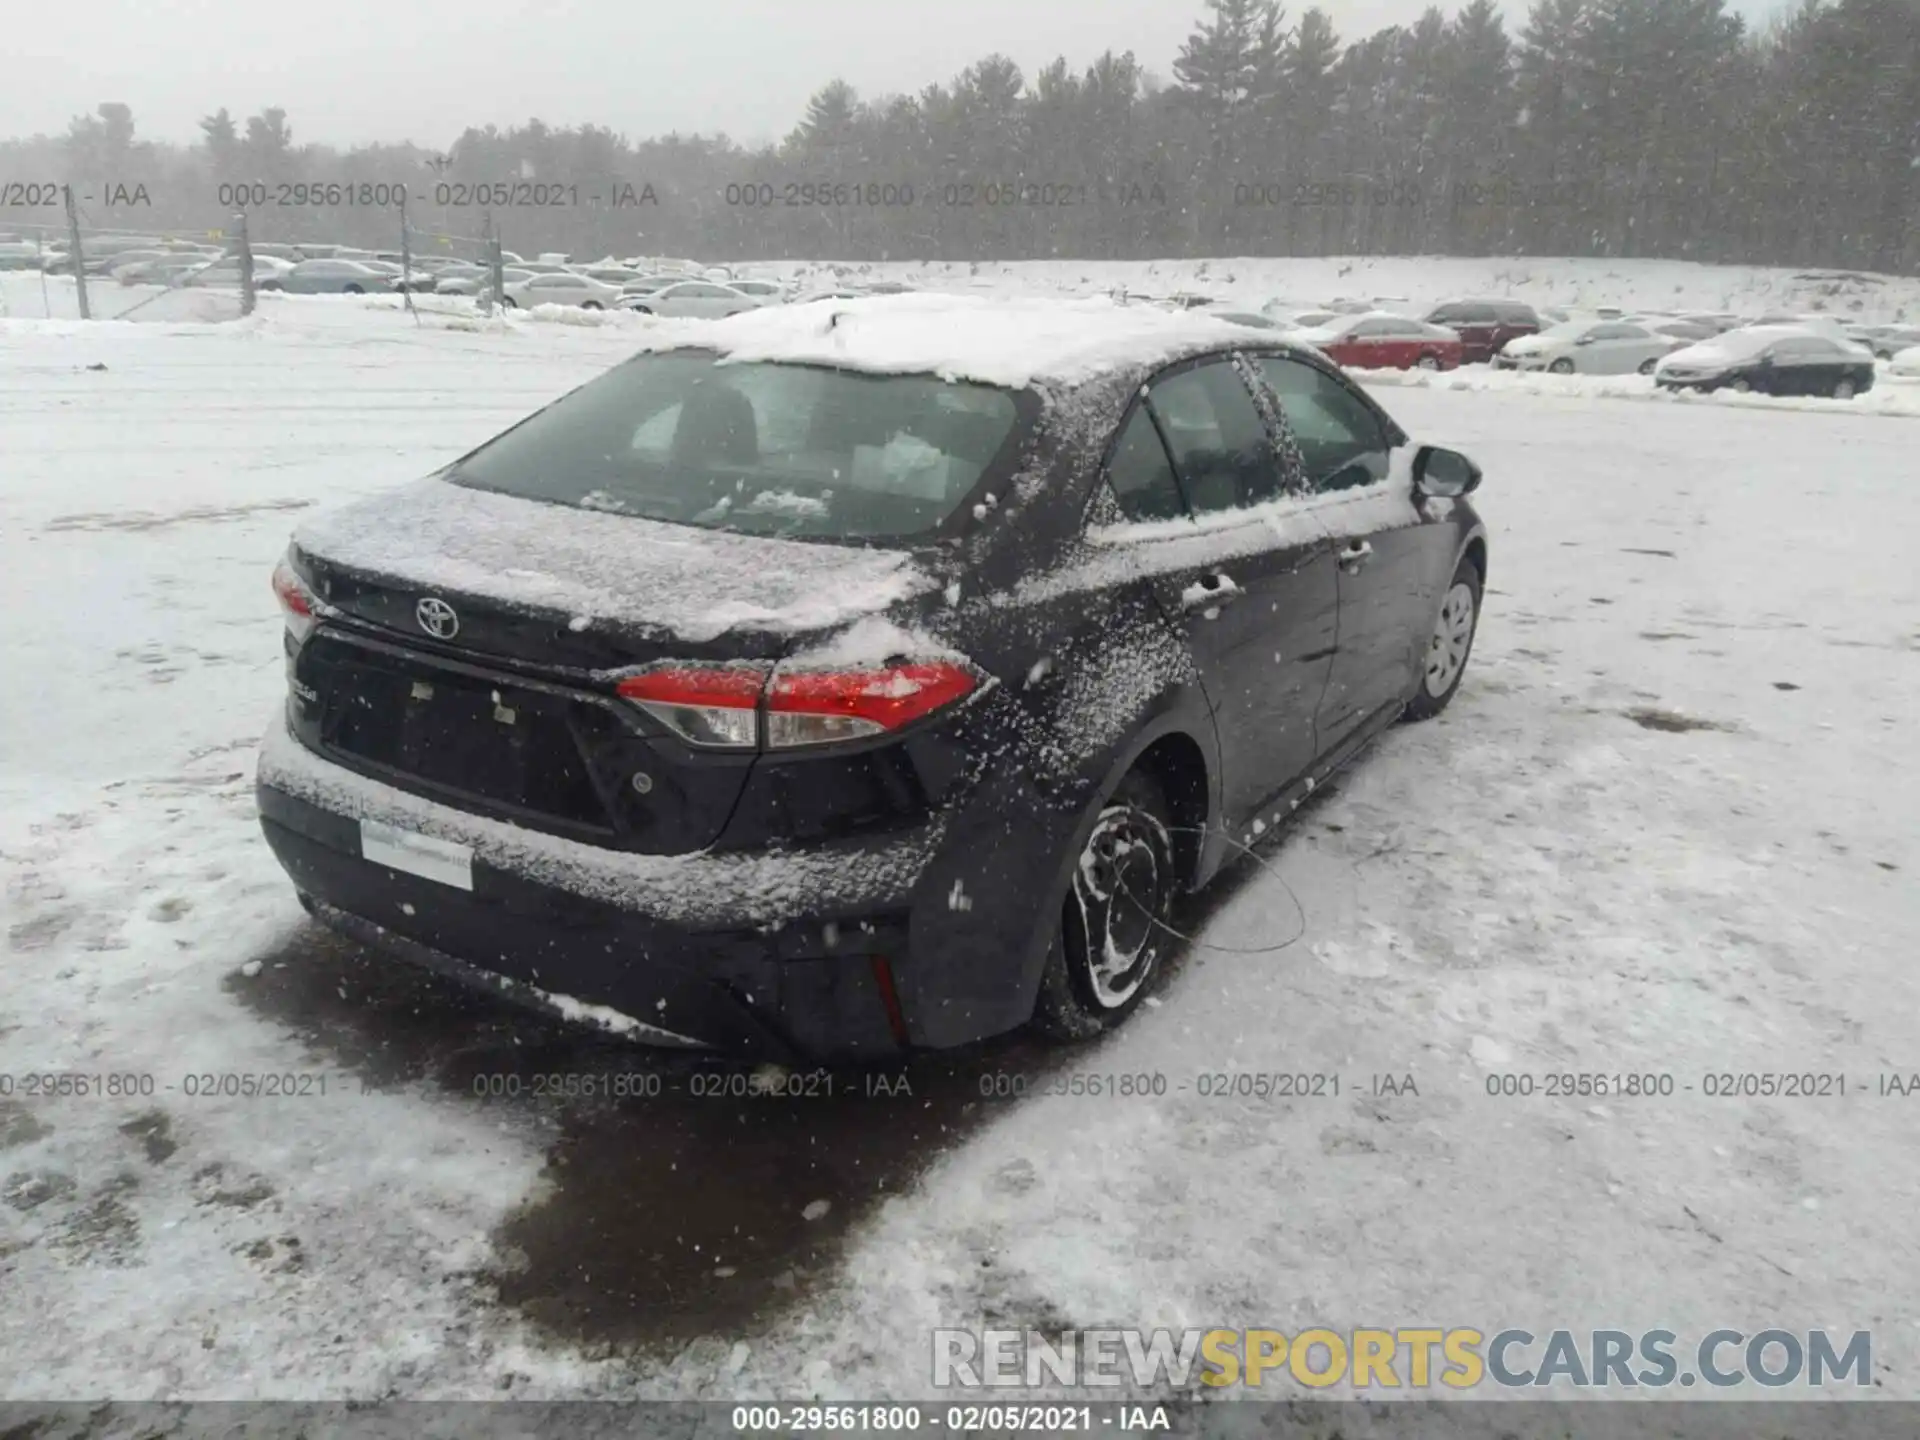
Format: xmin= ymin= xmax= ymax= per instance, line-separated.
xmin=616 ymin=667 xmax=766 ymax=749
xmin=767 ymin=661 xmax=978 ymax=748
xmin=272 ymin=558 xmax=319 ymax=643
xmin=614 ymin=660 xmax=979 ymax=750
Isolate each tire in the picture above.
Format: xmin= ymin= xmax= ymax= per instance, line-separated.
xmin=1832 ymin=377 xmax=1855 ymax=400
xmin=1637 ymin=357 xmax=1657 ymax=375
xmin=343 ymin=284 xmax=364 ymax=295
xmin=500 ymin=297 xmax=517 ymax=309
xmin=1731 ymin=378 xmax=1751 ymax=393
xmin=1548 ymin=357 xmax=1575 ymax=374
xmin=1403 ymin=559 xmax=1483 ymax=722
xmin=1416 ymin=352 xmax=1442 ymax=371
xmin=1031 ymin=771 xmax=1178 ymax=1042
xmin=581 ymin=300 xmax=603 ymax=311
xmin=628 ymin=304 xmax=653 ymax=316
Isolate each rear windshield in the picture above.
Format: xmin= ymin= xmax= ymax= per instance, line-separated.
xmin=450 ymin=351 xmax=1026 ymax=541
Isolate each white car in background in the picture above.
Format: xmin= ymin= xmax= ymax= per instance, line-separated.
xmin=500 ymin=272 xmax=624 ymax=310
xmin=727 ymin=278 xmax=792 ymax=302
xmin=1495 ymin=319 xmax=1685 ymax=374
xmin=621 ymin=281 xmax=767 ymax=318
xmin=1858 ymin=325 xmax=1920 ymax=360
xmin=1887 ymin=345 xmax=1920 ymax=379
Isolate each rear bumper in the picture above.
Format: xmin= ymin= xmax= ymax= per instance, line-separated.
xmin=261 ymin=716 xmax=940 ymax=1060
xmin=256 ymin=715 xmax=1053 ymax=1059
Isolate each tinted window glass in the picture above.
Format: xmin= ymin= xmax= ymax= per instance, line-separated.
xmin=1255 ymin=356 xmax=1389 ymax=493
xmin=452 ymin=352 xmax=1023 ymax=541
xmin=1145 ymin=362 xmax=1284 ymax=514
xmin=1103 ymin=407 xmax=1187 ymax=522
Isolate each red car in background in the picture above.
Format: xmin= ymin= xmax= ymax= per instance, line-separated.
xmin=1294 ymin=312 xmax=1465 ymax=371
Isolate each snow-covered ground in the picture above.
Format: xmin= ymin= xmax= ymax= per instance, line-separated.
xmin=3 ymin=269 xmax=1918 ymax=1401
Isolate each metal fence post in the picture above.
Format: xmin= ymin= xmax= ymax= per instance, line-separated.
xmin=234 ymin=210 xmax=256 ymax=317
xmin=62 ymin=186 xmax=90 ymax=320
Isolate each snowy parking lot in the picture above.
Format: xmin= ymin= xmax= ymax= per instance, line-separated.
xmin=3 ymin=278 xmax=1919 ymax=1400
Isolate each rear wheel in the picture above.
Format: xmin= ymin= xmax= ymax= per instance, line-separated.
xmin=1731 ymin=377 xmax=1751 ymax=393
xmin=1404 ymin=559 xmax=1482 ymax=721
xmin=1832 ymin=377 xmax=1856 ymax=400
xmin=1416 ymin=352 xmax=1442 ymax=370
xmin=1032 ymin=772 xmax=1177 ymax=1041
xmin=581 ymin=300 xmax=603 ymax=311
xmin=1637 ymin=357 xmax=1657 ymax=375
xmin=342 ymin=284 xmax=364 ymax=295
xmin=1548 ymin=357 xmax=1575 ymax=374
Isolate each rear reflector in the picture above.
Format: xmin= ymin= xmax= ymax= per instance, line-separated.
xmin=766 ymin=662 xmax=977 ymax=749
xmin=870 ymin=955 xmax=911 ymax=1048
xmin=616 ymin=667 xmax=766 ymax=749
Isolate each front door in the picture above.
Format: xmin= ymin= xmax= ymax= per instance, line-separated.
xmin=1250 ymin=353 xmax=1450 ymax=755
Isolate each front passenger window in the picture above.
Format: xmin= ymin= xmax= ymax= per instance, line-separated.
xmin=1255 ymin=356 xmax=1389 ymax=493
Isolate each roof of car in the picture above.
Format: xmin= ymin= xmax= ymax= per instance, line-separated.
xmin=620 ymin=293 xmax=1322 ymax=388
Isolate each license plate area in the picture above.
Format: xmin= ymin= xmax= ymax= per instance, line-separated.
xmin=359 ymin=819 xmax=474 ymax=891
xmin=312 ymin=638 xmax=613 ymax=830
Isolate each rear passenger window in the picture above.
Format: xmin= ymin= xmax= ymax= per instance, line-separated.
xmin=1103 ymin=407 xmax=1187 ymax=521
xmin=1145 ymin=362 xmax=1285 ymax=515
xmin=1255 ymin=356 xmax=1389 ymax=493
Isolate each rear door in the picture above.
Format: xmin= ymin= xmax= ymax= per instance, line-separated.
xmin=1101 ymin=360 xmax=1339 ymax=822
xmin=1250 ymin=353 xmax=1448 ymax=753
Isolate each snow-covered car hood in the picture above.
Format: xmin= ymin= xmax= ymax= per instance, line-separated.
xmin=1891 ymin=345 xmax=1920 ymax=377
xmin=1501 ymin=335 xmax=1554 ymax=356
xmin=292 ymin=476 xmax=935 ymax=643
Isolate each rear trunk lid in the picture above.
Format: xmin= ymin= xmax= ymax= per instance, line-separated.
xmin=288 ymin=478 xmax=940 ymax=854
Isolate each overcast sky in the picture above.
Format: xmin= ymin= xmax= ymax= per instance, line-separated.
xmin=4 ymin=0 xmax=1790 ymax=150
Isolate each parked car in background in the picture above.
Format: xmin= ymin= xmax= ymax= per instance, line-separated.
xmin=0 ymin=241 xmax=46 ymax=270
xmin=358 ymin=260 xmax=437 ymax=293
xmin=1199 ymin=306 xmax=1293 ymax=331
xmin=114 ymin=255 xmax=208 ymax=286
xmin=1422 ymin=298 xmax=1541 ymax=364
xmin=1495 ymin=319 xmax=1684 ymax=375
xmin=1860 ymin=325 xmax=1920 ymax=359
xmin=1888 ymin=345 xmax=1920 ymax=379
xmin=179 ymin=255 xmax=297 ymax=290
xmin=727 ymin=278 xmax=792 ymax=301
xmin=437 ymin=267 xmax=534 ymax=297
xmin=1286 ymin=310 xmax=1342 ymax=329
xmin=1294 ymin=312 xmax=1465 ymax=371
xmin=281 ymin=259 xmax=395 ymax=295
xmin=500 ymin=272 xmax=625 ymax=309
xmin=1746 ymin=313 xmax=1857 ymax=344
xmin=579 ymin=266 xmax=646 ymax=286
xmin=622 ymin=280 xmax=767 ymax=318
xmin=257 ymin=296 xmax=1488 ymax=1058
xmin=1646 ymin=318 xmax=1719 ymax=344
xmin=1655 ymin=326 xmax=1876 ymax=398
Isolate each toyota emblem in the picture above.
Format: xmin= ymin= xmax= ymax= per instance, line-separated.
xmin=415 ymin=596 xmax=459 ymax=639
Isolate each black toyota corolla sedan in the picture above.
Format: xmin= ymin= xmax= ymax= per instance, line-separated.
xmin=257 ymin=295 xmax=1488 ymax=1060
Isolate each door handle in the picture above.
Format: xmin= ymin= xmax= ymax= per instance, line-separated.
xmin=1338 ymin=541 xmax=1373 ymax=571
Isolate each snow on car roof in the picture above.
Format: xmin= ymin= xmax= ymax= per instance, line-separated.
xmin=623 ymin=293 xmax=1302 ymax=389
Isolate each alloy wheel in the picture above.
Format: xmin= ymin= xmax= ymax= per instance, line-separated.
xmin=1069 ymin=804 xmax=1173 ymax=1009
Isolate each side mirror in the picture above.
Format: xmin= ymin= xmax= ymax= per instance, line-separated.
xmin=1756 ymin=352 xmax=1775 ymax=368
xmin=1413 ymin=445 xmax=1481 ymax=499
xmin=1573 ymin=335 xmax=1594 ymax=346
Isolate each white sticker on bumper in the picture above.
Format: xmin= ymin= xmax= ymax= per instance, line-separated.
xmin=360 ymin=819 xmax=474 ymax=892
